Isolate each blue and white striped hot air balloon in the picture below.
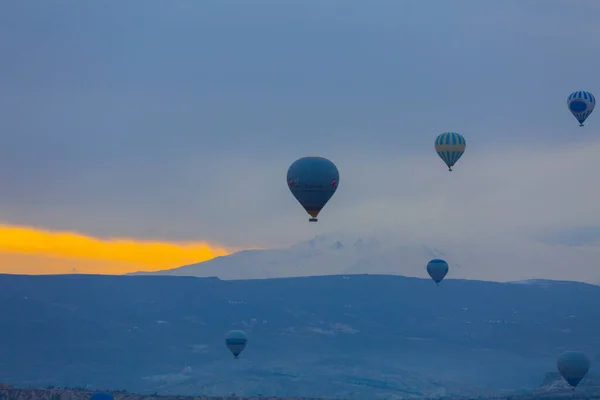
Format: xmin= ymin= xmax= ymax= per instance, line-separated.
xmin=434 ymin=132 xmax=466 ymax=172
xmin=567 ymin=91 xmax=595 ymax=126
xmin=225 ymin=329 xmax=248 ymax=359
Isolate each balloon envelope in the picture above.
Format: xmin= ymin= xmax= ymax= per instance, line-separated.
xmin=557 ymin=351 xmax=590 ymax=388
xmin=225 ymin=329 xmax=248 ymax=358
xmin=435 ymin=132 xmax=466 ymax=171
xmin=287 ymin=156 xmax=339 ymax=222
xmin=567 ymin=91 xmax=595 ymax=126
xmin=426 ymin=259 xmax=449 ymax=284
xmin=89 ymin=392 xmax=114 ymax=400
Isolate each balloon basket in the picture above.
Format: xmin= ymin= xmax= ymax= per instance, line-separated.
xmin=309 ymin=218 xmax=318 ymax=222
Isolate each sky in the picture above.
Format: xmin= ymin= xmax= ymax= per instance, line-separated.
xmin=0 ymin=0 xmax=600 ymax=279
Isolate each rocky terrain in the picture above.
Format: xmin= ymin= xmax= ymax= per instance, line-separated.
xmin=1 ymin=379 xmax=600 ymax=400
xmin=0 ymin=384 xmax=334 ymax=400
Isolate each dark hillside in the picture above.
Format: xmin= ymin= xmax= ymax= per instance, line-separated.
xmin=0 ymin=274 xmax=598 ymax=399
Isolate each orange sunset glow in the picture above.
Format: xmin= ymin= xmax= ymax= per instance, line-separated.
xmin=0 ymin=223 xmax=234 ymax=275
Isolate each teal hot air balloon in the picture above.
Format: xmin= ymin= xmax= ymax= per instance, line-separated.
xmin=426 ymin=259 xmax=449 ymax=285
xmin=89 ymin=392 xmax=114 ymax=400
xmin=225 ymin=329 xmax=248 ymax=359
xmin=567 ymin=91 xmax=595 ymax=126
xmin=435 ymin=132 xmax=466 ymax=171
xmin=287 ymin=156 xmax=339 ymax=222
xmin=557 ymin=351 xmax=590 ymax=390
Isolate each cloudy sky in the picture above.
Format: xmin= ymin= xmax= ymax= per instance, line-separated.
xmin=0 ymin=0 xmax=599 ymax=280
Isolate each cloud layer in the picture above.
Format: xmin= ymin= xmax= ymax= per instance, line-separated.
xmin=0 ymin=224 xmax=231 ymax=274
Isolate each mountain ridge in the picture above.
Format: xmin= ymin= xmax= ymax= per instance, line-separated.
xmin=128 ymin=232 xmax=600 ymax=285
xmin=128 ymin=232 xmax=467 ymax=281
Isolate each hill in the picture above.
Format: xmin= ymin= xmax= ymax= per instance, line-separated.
xmin=0 ymin=273 xmax=599 ymax=399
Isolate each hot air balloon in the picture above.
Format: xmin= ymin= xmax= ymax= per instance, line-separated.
xmin=435 ymin=132 xmax=466 ymax=171
xmin=567 ymin=91 xmax=595 ymax=126
xmin=89 ymin=392 xmax=114 ymax=400
xmin=557 ymin=351 xmax=590 ymax=390
xmin=426 ymin=259 xmax=449 ymax=285
xmin=225 ymin=329 xmax=248 ymax=359
xmin=286 ymin=156 xmax=339 ymax=222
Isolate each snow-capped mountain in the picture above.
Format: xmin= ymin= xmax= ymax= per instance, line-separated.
xmin=130 ymin=232 xmax=458 ymax=280
xmin=130 ymin=229 xmax=600 ymax=284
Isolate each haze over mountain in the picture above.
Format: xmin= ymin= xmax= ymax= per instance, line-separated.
xmin=131 ymin=231 xmax=600 ymax=285
xmin=1 ymin=273 xmax=599 ymax=399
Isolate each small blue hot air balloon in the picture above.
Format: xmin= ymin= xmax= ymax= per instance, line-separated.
xmin=426 ymin=259 xmax=449 ymax=285
xmin=89 ymin=392 xmax=114 ymax=400
xmin=567 ymin=91 xmax=595 ymax=126
xmin=435 ymin=132 xmax=466 ymax=171
xmin=225 ymin=329 xmax=248 ymax=359
xmin=557 ymin=351 xmax=590 ymax=390
xmin=287 ymin=156 xmax=339 ymax=222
